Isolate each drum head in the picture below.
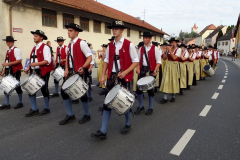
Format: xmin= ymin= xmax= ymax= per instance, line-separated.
xmin=137 ymin=76 xmax=154 ymax=85
xmin=62 ymin=74 xmax=79 ymax=89
xmin=203 ymin=65 xmax=210 ymax=70
xmin=104 ymin=84 xmax=121 ymax=104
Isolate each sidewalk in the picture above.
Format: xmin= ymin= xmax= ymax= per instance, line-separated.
xmin=0 ymin=67 xmax=98 ymax=95
xmin=220 ymin=56 xmax=240 ymax=68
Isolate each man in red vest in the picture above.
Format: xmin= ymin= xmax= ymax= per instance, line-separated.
xmin=1 ymin=36 xmax=23 ymax=109
xmin=59 ymin=23 xmax=92 ymax=125
xmin=134 ymin=32 xmax=161 ymax=115
xmin=24 ymin=30 xmax=54 ymax=117
xmin=91 ymin=20 xmax=139 ymax=140
xmin=50 ymin=36 xmax=67 ymax=98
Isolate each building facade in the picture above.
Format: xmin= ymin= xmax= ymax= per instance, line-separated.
xmin=191 ymin=23 xmax=198 ymax=33
xmin=217 ymin=29 xmax=235 ymax=56
xmin=204 ymin=25 xmax=227 ymax=47
xmin=195 ymin=24 xmax=216 ymax=46
xmin=1 ymin=0 xmax=168 ymax=67
xmin=234 ymin=13 xmax=240 ymax=54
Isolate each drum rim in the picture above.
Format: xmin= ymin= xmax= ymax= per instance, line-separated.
xmin=104 ymin=84 xmax=121 ymax=105
xmin=137 ymin=76 xmax=155 ymax=85
xmin=62 ymin=74 xmax=81 ymax=90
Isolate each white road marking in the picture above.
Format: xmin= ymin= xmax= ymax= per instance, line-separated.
xmin=222 ymin=79 xmax=226 ymax=83
xmin=226 ymin=69 xmax=228 ymax=70
xmin=199 ymin=105 xmax=212 ymax=117
xmin=170 ymin=129 xmax=196 ymax=156
xmin=212 ymin=93 xmax=219 ymax=99
xmin=218 ymin=85 xmax=223 ymax=89
xmin=226 ymin=71 xmax=228 ymax=72
xmin=225 ymin=73 xmax=228 ymax=75
xmin=36 ymin=96 xmax=43 ymax=99
xmin=224 ymin=76 xmax=227 ymax=78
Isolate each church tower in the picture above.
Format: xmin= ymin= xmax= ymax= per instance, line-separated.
xmin=191 ymin=23 xmax=198 ymax=33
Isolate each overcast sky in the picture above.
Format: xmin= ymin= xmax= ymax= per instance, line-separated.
xmin=98 ymin=0 xmax=239 ymax=37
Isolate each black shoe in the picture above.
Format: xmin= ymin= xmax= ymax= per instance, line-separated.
xmin=179 ymin=92 xmax=183 ymax=95
xmin=99 ymin=91 xmax=105 ymax=95
xmin=79 ymin=115 xmax=91 ymax=124
xmin=89 ymin=97 xmax=93 ymax=102
xmin=154 ymin=88 xmax=158 ymax=93
xmin=187 ymin=86 xmax=190 ymax=90
xmin=99 ymin=106 xmax=103 ymax=111
xmin=121 ymin=125 xmax=131 ymax=135
xmin=91 ymin=130 xmax=107 ymax=140
xmin=0 ymin=104 xmax=11 ymax=110
xmin=160 ymin=98 xmax=168 ymax=104
xmin=59 ymin=115 xmax=76 ymax=125
xmin=96 ymin=82 xmax=100 ymax=87
xmin=203 ymin=77 xmax=205 ymax=80
xmin=72 ymin=99 xmax=79 ymax=104
xmin=170 ymin=98 xmax=175 ymax=102
xmin=145 ymin=109 xmax=153 ymax=115
xmin=25 ymin=109 xmax=39 ymax=117
xmin=134 ymin=107 xmax=145 ymax=115
xmin=50 ymin=93 xmax=59 ymax=98
xmin=14 ymin=103 xmax=23 ymax=109
xmin=39 ymin=108 xmax=50 ymax=116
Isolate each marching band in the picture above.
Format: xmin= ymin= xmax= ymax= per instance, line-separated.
xmin=1 ymin=20 xmax=218 ymax=140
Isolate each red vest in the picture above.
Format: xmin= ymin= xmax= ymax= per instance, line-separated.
xmin=67 ymin=38 xmax=90 ymax=71
xmin=30 ymin=43 xmax=54 ymax=76
xmin=108 ymin=38 xmax=133 ymax=82
xmin=139 ymin=45 xmax=156 ymax=71
xmin=56 ymin=45 xmax=67 ymax=66
xmin=215 ymin=51 xmax=219 ymax=60
xmin=211 ymin=50 xmax=215 ymax=60
xmin=167 ymin=48 xmax=179 ymax=61
xmin=179 ymin=51 xmax=188 ymax=62
xmin=5 ymin=47 xmax=23 ymax=73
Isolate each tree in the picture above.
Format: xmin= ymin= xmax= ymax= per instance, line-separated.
xmin=226 ymin=25 xmax=235 ymax=33
xmin=216 ymin=30 xmax=223 ymax=40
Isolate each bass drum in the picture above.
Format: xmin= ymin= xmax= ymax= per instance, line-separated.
xmin=104 ymin=84 xmax=135 ymax=115
xmin=203 ymin=65 xmax=215 ymax=76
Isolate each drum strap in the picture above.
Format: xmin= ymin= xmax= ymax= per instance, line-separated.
xmin=114 ymin=51 xmax=119 ymax=73
xmin=143 ymin=47 xmax=150 ymax=74
xmin=58 ymin=48 xmax=61 ymax=63
xmin=68 ymin=45 xmax=75 ymax=72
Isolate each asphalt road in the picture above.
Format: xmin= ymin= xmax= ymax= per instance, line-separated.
xmin=0 ymin=58 xmax=239 ymax=160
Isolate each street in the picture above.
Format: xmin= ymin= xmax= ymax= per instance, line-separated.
xmin=0 ymin=58 xmax=239 ymax=160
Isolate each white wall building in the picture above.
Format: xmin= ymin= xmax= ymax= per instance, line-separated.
xmin=217 ymin=29 xmax=235 ymax=55
xmin=195 ymin=24 xmax=216 ymax=46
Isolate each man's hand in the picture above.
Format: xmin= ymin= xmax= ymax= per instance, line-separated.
xmin=30 ymin=63 xmax=37 ymax=67
xmin=100 ymin=74 xmax=106 ymax=84
xmin=167 ymin=46 xmax=171 ymax=51
xmin=24 ymin=68 xmax=29 ymax=74
xmin=88 ymin=68 xmax=92 ymax=73
xmin=1 ymin=70 xmax=5 ymax=77
xmin=78 ymin=67 xmax=84 ymax=75
xmin=152 ymin=70 xmax=157 ymax=76
xmin=64 ymin=69 xmax=69 ymax=78
xmin=136 ymin=68 xmax=140 ymax=74
xmin=2 ymin=63 xmax=9 ymax=67
xmin=60 ymin=59 xmax=64 ymax=63
xmin=117 ymin=71 xmax=127 ymax=79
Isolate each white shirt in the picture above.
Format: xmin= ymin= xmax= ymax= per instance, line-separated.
xmin=207 ymin=50 xmax=213 ymax=60
xmin=190 ymin=52 xmax=196 ymax=59
xmin=138 ymin=43 xmax=161 ymax=66
xmin=182 ymin=50 xmax=189 ymax=59
xmin=90 ymin=55 xmax=94 ymax=65
xmin=31 ymin=42 xmax=51 ymax=69
xmin=197 ymin=51 xmax=202 ymax=57
xmin=56 ymin=45 xmax=68 ymax=63
xmin=168 ymin=47 xmax=182 ymax=57
xmin=5 ymin=46 xmax=22 ymax=68
xmin=104 ymin=37 xmax=139 ymax=72
xmin=67 ymin=37 xmax=92 ymax=68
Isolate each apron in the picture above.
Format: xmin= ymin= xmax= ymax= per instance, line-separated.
xmin=160 ymin=60 xmax=179 ymax=94
xmin=161 ymin=59 xmax=168 ymax=74
xmin=97 ymin=59 xmax=107 ymax=88
xmin=155 ymin=68 xmax=159 ymax=87
xmin=186 ymin=61 xmax=194 ymax=86
xmin=193 ymin=59 xmax=200 ymax=80
xmin=200 ymin=59 xmax=208 ymax=77
xmin=133 ymin=67 xmax=139 ymax=92
xmin=179 ymin=62 xmax=187 ymax=89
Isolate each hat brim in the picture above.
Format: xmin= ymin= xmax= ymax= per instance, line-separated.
xmin=141 ymin=35 xmax=154 ymax=37
xmin=2 ymin=39 xmax=17 ymax=41
xmin=31 ymin=31 xmax=48 ymax=40
xmin=168 ymin=39 xmax=179 ymax=43
xmin=107 ymin=25 xmax=127 ymax=29
xmin=108 ymin=39 xmax=114 ymax=41
xmin=55 ymin=39 xmax=66 ymax=42
xmin=65 ymin=25 xmax=83 ymax=32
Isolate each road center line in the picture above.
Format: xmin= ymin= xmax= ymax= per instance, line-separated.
xmin=212 ymin=93 xmax=219 ymax=99
xmin=222 ymin=79 xmax=226 ymax=83
xmin=224 ymin=76 xmax=227 ymax=78
xmin=170 ymin=129 xmax=196 ymax=156
xmin=218 ymin=85 xmax=223 ymax=89
xmin=225 ymin=73 xmax=228 ymax=75
xmin=199 ymin=105 xmax=212 ymax=117
xmin=226 ymin=71 xmax=228 ymax=73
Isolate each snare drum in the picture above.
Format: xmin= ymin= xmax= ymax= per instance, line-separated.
xmin=203 ymin=65 xmax=215 ymax=76
xmin=51 ymin=67 xmax=64 ymax=81
xmin=104 ymin=84 xmax=135 ymax=115
xmin=137 ymin=76 xmax=156 ymax=91
xmin=62 ymin=74 xmax=88 ymax=100
xmin=21 ymin=73 xmax=45 ymax=95
xmin=0 ymin=75 xmax=20 ymax=95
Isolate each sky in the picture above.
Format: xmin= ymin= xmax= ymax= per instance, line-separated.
xmin=97 ymin=0 xmax=240 ymax=37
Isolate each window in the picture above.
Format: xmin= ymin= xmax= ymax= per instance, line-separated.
xmin=93 ymin=20 xmax=101 ymax=33
xmin=42 ymin=8 xmax=57 ymax=27
xmin=225 ymin=42 xmax=228 ymax=45
xmin=127 ymin=28 xmax=130 ymax=37
xmin=139 ymin=31 xmax=141 ymax=39
xmin=63 ymin=13 xmax=74 ymax=28
xmin=218 ymin=42 xmax=220 ymax=46
xmin=154 ymin=35 xmax=156 ymax=41
xmin=222 ymin=42 xmax=224 ymax=46
xmin=80 ymin=17 xmax=89 ymax=31
xmin=105 ymin=22 xmax=111 ymax=34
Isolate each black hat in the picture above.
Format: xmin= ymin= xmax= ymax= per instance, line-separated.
xmin=107 ymin=20 xmax=127 ymax=29
xmin=188 ymin=45 xmax=194 ymax=49
xmin=55 ymin=36 xmax=66 ymax=42
xmin=65 ymin=23 xmax=83 ymax=32
xmin=137 ymin=42 xmax=144 ymax=47
xmin=141 ymin=32 xmax=154 ymax=37
xmin=2 ymin=36 xmax=17 ymax=41
xmin=208 ymin=45 xmax=213 ymax=48
xmin=31 ymin=30 xmax=48 ymax=40
xmin=87 ymin=43 xmax=92 ymax=47
xmin=232 ymin=47 xmax=235 ymax=49
xmin=168 ymin=37 xmax=179 ymax=43
xmin=162 ymin=42 xmax=168 ymax=46
xmin=152 ymin=41 xmax=159 ymax=46
xmin=203 ymin=47 xmax=208 ymax=50
xmin=108 ymin=36 xmax=115 ymax=41
xmin=101 ymin=44 xmax=108 ymax=47
xmin=213 ymin=46 xmax=218 ymax=49
xmin=179 ymin=43 xmax=187 ymax=48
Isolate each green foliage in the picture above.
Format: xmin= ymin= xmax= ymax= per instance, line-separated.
xmin=226 ymin=25 xmax=235 ymax=32
xmin=178 ymin=31 xmax=198 ymax=39
xmin=216 ymin=30 xmax=223 ymax=40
